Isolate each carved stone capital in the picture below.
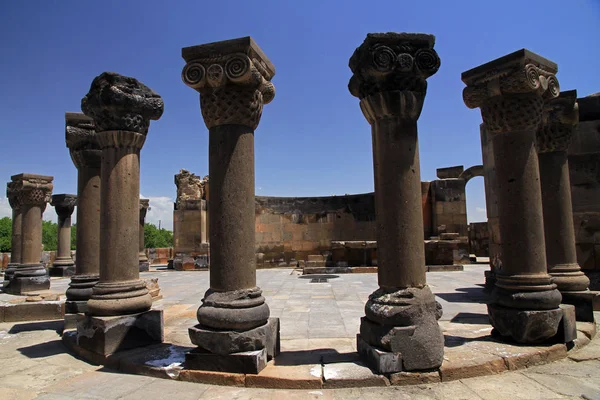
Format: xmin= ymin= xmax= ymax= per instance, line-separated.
xmin=81 ymin=72 xmax=164 ymax=134
xmin=96 ymin=130 xmax=146 ymax=150
xmin=181 ymin=37 xmax=275 ymax=130
xmin=462 ymin=49 xmax=560 ymax=134
xmin=139 ymin=198 xmax=150 ymax=223
xmin=10 ymin=173 xmax=53 ymax=207
xmin=65 ymin=112 xmax=102 ymax=169
xmin=51 ymin=194 xmax=77 ymax=218
xmin=348 ymin=33 xmax=440 ymax=123
xmin=537 ymin=90 xmax=578 ymax=153
xmin=6 ymin=181 xmax=22 ymax=211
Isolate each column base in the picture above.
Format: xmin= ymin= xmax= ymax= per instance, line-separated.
xmin=49 ymin=264 xmax=75 ymax=277
xmin=484 ymin=270 xmax=496 ymax=292
xmin=139 ymin=261 xmax=149 ymax=272
xmin=87 ymin=280 xmax=152 ymax=316
xmin=185 ymin=348 xmax=267 ymax=374
xmin=4 ymin=264 xmax=50 ymax=295
xmin=487 ymin=304 xmax=564 ymax=343
xmin=357 ymin=333 xmax=402 ymax=373
xmin=65 ymin=274 xmax=99 ymax=312
xmin=3 ymin=263 xmax=18 ymax=283
xmin=76 ymin=309 xmax=164 ymax=356
xmin=359 ymin=286 xmax=444 ymax=371
xmin=561 ymin=291 xmax=596 ymax=322
xmin=63 ymin=313 xmax=84 ymax=332
xmin=189 ymin=317 xmax=280 ymax=359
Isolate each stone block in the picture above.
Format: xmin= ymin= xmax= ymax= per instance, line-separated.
xmin=245 ymin=364 xmax=323 ymax=389
xmin=76 ymin=310 xmax=164 ymax=355
xmin=138 ymin=262 xmax=149 ymax=272
xmin=427 ymin=265 xmax=463 ymax=272
xmin=561 ymin=291 xmax=596 ymax=322
xmin=185 ymin=348 xmax=267 ymax=374
xmin=48 ymin=265 xmax=75 ymax=277
xmin=63 ymin=313 xmax=84 ymax=331
xmin=178 ymin=369 xmax=245 ymax=386
xmin=357 ymin=334 xmax=402 ymax=374
xmin=436 ymin=166 xmax=464 ymax=179
xmin=0 ymin=300 xmax=64 ymax=322
xmin=65 ymin=300 xmax=88 ymax=314
xmin=487 ymin=304 xmax=563 ymax=343
xmin=4 ymin=274 xmax=50 ymax=295
xmin=389 ymin=370 xmax=441 ymax=386
xmin=557 ymin=304 xmax=577 ymax=343
xmin=189 ymin=318 xmax=279 ymax=357
xmin=440 ymin=232 xmax=460 ymax=240
xmin=323 ymin=361 xmax=389 ymax=388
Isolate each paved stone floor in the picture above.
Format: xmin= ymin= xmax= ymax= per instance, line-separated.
xmin=1 ymin=265 xmax=599 ymax=399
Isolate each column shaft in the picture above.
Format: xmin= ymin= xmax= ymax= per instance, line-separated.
xmin=10 ymin=208 xmax=22 ymax=265
xmin=492 ymin=130 xmax=547 ymax=277
xmin=56 ymin=214 xmax=72 ymax=260
xmin=20 ymin=204 xmax=44 ymax=265
xmin=208 ymin=125 xmax=255 ymax=292
xmin=99 ymin=145 xmax=141 ymax=283
xmin=75 ymin=167 xmax=101 ymax=276
xmin=373 ymin=118 xmax=426 ymax=288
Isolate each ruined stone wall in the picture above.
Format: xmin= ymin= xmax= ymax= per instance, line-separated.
xmin=469 ymin=222 xmax=490 ymax=257
xmin=569 ymin=93 xmax=600 ymax=288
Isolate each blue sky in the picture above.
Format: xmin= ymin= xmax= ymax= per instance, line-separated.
xmin=1 ymin=0 xmax=599 ymax=230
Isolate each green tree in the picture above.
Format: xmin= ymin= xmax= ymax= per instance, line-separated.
xmin=0 ymin=217 xmax=11 ymax=252
xmin=144 ymin=223 xmax=173 ymax=249
xmin=71 ymin=223 xmax=77 ymax=250
xmin=41 ymin=220 xmax=58 ymax=251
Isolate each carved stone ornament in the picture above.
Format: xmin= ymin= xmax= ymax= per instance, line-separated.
xmin=6 ymin=181 xmax=22 ymax=211
xmin=65 ymin=112 xmax=101 ymax=169
xmin=81 ymin=72 xmax=164 ymax=135
xmin=462 ymin=49 xmax=560 ymax=134
xmin=348 ymin=33 xmax=440 ymax=124
xmin=537 ymin=90 xmax=579 ymax=153
xmin=51 ymin=194 xmax=77 ymax=218
xmin=181 ymin=37 xmax=276 ymax=129
xmin=10 ymin=174 xmax=53 ymax=207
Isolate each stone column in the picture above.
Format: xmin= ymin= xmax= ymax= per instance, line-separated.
xmin=139 ymin=199 xmax=150 ymax=272
xmin=65 ymin=113 xmax=101 ymax=313
xmin=3 ymin=182 xmax=23 ymax=285
xmin=80 ymin=72 xmax=163 ymax=317
xmin=49 ymin=194 xmax=76 ymax=277
xmin=5 ymin=174 xmax=53 ymax=294
xmin=537 ymin=90 xmax=592 ymax=321
xmin=462 ymin=49 xmax=563 ymax=343
xmin=348 ymin=33 xmax=444 ymax=372
xmin=75 ymin=72 xmax=164 ymax=355
xmin=181 ymin=37 xmax=279 ymax=373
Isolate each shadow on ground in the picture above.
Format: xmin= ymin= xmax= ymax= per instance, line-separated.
xmin=8 ymin=320 xmax=63 ymax=334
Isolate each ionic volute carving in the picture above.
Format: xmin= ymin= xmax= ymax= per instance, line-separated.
xmin=181 ymin=38 xmax=276 ymax=130
xmin=65 ymin=112 xmax=102 ymax=170
xmin=11 ymin=175 xmax=53 ymax=208
xmin=462 ymin=49 xmax=560 ymax=134
xmin=348 ymin=33 xmax=441 ymax=124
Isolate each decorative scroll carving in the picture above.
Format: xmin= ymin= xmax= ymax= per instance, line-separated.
xmin=6 ymin=181 xmax=22 ymax=211
xmin=537 ymin=90 xmax=579 ymax=153
xmin=348 ymin=33 xmax=440 ymax=124
xmin=81 ymin=72 xmax=164 ymax=135
xmin=65 ymin=112 xmax=101 ymax=169
xmin=462 ymin=49 xmax=560 ymax=134
xmin=181 ymin=39 xmax=276 ymax=129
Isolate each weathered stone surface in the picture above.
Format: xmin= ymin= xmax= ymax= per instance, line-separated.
xmin=177 ymin=369 xmax=245 ymax=387
xmin=185 ymin=348 xmax=267 ymax=374
xmin=389 ymin=370 xmax=441 ymax=386
xmin=81 ymin=72 xmax=164 ymax=134
xmin=76 ymin=310 xmax=164 ymax=355
xmin=356 ymin=334 xmax=402 ymax=373
xmin=322 ymin=361 xmax=389 ymax=388
xmin=557 ymin=304 xmax=578 ymax=343
xmin=0 ymin=301 xmax=64 ymax=322
xmin=488 ymin=304 xmax=563 ymax=343
xmin=245 ymin=363 xmax=322 ymax=389
xmin=174 ymin=170 xmax=208 ymax=210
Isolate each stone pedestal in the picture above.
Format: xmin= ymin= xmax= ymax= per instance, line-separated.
xmin=348 ymin=33 xmax=444 ymax=372
xmin=537 ymin=90 xmax=593 ymax=322
xmin=76 ymin=310 xmax=163 ymax=355
xmin=3 ymin=181 xmax=23 ymax=286
xmin=139 ymin=199 xmax=150 ymax=272
xmin=65 ymin=112 xmax=101 ymax=314
xmin=4 ymin=174 xmax=53 ymax=295
xmin=50 ymin=194 xmax=77 ymax=277
xmin=79 ymin=72 xmax=163 ymax=321
xmin=463 ymin=49 xmax=563 ymax=343
xmin=181 ymin=37 xmax=278 ymax=373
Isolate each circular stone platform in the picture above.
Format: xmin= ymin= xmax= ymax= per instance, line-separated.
xmin=57 ymin=266 xmax=599 ymax=388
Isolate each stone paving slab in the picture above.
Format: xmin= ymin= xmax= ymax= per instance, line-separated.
xmin=1 ymin=267 xmax=600 ymax=398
